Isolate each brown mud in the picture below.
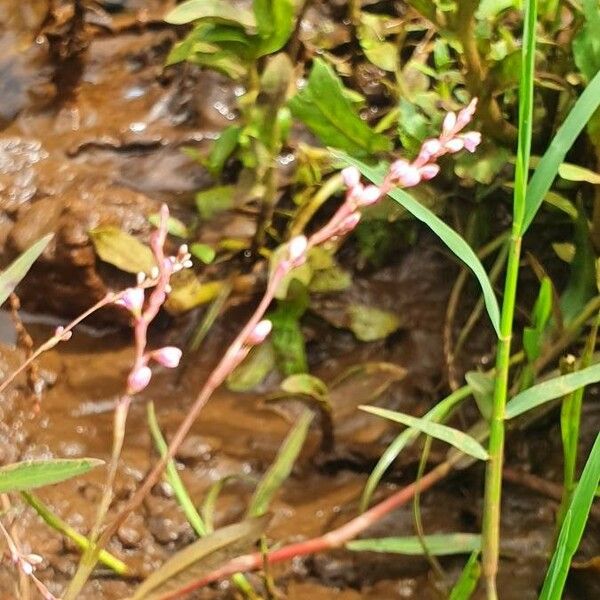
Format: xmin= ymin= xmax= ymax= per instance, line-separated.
xmin=0 ymin=1 xmax=599 ymax=599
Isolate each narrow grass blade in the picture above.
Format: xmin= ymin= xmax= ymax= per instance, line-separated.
xmin=506 ymin=362 xmax=600 ymax=419
xmin=336 ymin=152 xmax=500 ymax=337
xmin=360 ymin=405 xmax=489 ymax=461
xmin=449 ymin=550 xmax=481 ymax=600
xmin=523 ymin=69 xmax=600 ymax=231
xmin=539 ymin=433 xmax=600 ymax=600
xmin=0 ymin=458 xmax=103 ymax=493
xmin=147 ymin=402 xmax=207 ymax=537
xmin=201 ymin=474 xmax=256 ymax=534
xmin=0 ymin=234 xmax=53 ymax=306
xmin=360 ymin=385 xmax=472 ymax=511
xmin=247 ymin=409 xmax=313 ymax=518
xmin=347 ymin=533 xmax=481 ymax=555
xmin=21 ymin=491 xmax=128 ymax=575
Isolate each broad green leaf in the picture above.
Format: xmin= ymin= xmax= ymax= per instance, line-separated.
xmin=247 ymin=410 xmax=313 ymax=517
xmin=358 ymin=13 xmax=398 ymax=72
xmin=196 ymin=185 xmax=236 ymax=219
xmin=0 ymin=234 xmax=52 ymax=306
xmin=361 ymin=406 xmax=489 ymax=461
xmin=147 ymin=403 xmax=207 ymax=537
xmin=165 ymin=273 xmax=223 ymax=313
xmin=454 ymin=145 xmax=510 ymax=185
xmin=553 ymin=242 xmax=575 ymax=263
xmin=0 ymin=458 xmax=103 ymax=493
xmin=132 ymin=516 xmax=269 ymax=600
xmin=289 ymin=59 xmax=392 ymax=157
xmin=337 ymin=152 xmax=501 ymax=337
xmin=465 ymin=371 xmax=494 ymax=421
xmin=347 ymin=533 xmax=481 ymax=555
xmin=190 ymin=243 xmax=216 ymax=264
xmin=572 ymin=0 xmax=600 ymax=83
xmin=226 ymin=342 xmax=275 ymax=391
xmin=539 ymin=433 xmax=600 ymax=600
xmin=89 ymin=227 xmax=155 ymax=274
xmin=360 ymin=385 xmax=471 ymax=511
xmin=449 ymin=550 xmax=481 ymax=600
xmin=165 ymin=0 xmax=256 ymax=29
xmin=558 ymin=163 xmax=600 ymax=184
xmin=506 ymin=362 xmax=600 ymax=419
xmin=205 ymin=125 xmax=242 ymax=176
xmin=523 ymin=69 xmax=600 ymax=231
xmin=148 ymin=214 xmax=189 ymax=239
xmin=280 ymin=374 xmax=329 ymax=403
xmin=253 ymin=0 xmax=297 ymax=56
xmin=476 ymin=0 xmax=518 ymax=19
xmin=348 ymin=304 xmax=402 ymax=341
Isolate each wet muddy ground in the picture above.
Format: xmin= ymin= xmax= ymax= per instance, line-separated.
xmin=0 ymin=1 xmax=599 ymax=599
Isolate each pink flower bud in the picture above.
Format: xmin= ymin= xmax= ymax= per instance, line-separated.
xmin=418 ymin=138 xmax=442 ymax=161
xmin=456 ymin=98 xmax=478 ymax=130
xmin=419 ymin=164 xmax=441 ymax=180
xmin=127 ymin=366 xmax=152 ymax=394
xmin=389 ymin=159 xmax=410 ymax=180
xmin=288 ymin=235 xmax=308 ymax=263
xmin=445 ymin=137 xmax=465 ymax=153
xmin=357 ymin=185 xmax=380 ymax=206
xmin=397 ymin=165 xmax=422 ymax=188
xmin=462 ymin=131 xmax=481 ymax=152
xmin=442 ymin=111 xmax=457 ymax=135
xmin=341 ymin=166 xmax=361 ymax=189
xmin=151 ymin=346 xmax=182 ymax=368
xmin=338 ymin=212 xmax=361 ymax=234
xmin=246 ymin=319 xmax=272 ymax=346
xmin=116 ymin=287 xmax=144 ymax=317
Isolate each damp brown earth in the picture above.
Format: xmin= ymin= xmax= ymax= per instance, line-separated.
xmin=1 ymin=2 xmax=599 ymax=599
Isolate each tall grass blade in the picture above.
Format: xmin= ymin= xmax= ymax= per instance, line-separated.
xmin=347 ymin=533 xmax=481 ymax=555
xmin=539 ymin=433 xmax=600 ymax=600
xmin=449 ymin=550 xmax=481 ymax=600
xmin=360 ymin=406 xmax=489 ymax=461
xmin=336 ymin=152 xmax=501 ymax=337
xmin=523 ymin=70 xmax=600 ymax=231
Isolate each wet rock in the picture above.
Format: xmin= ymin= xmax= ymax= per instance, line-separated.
xmin=146 ymin=495 xmax=193 ymax=546
xmin=117 ymin=513 xmax=144 ymax=548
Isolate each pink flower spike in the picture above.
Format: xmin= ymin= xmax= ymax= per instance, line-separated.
xmin=357 ymin=185 xmax=380 ymax=206
xmin=127 ymin=365 xmax=152 ymax=394
xmin=419 ymin=164 xmax=441 ymax=181
xmin=442 ymin=111 xmax=457 ymax=135
xmin=462 ymin=131 xmax=481 ymax=152
xmin=246 ymin=319 xmax=272 ymax=346
xmin=152 ymin=346 xmax=182 ymax=368
xmin=338 ymin=212 xmax=361 ymax=234
xmin=398 ymin=165 xmax=422 ymax=188
xmin=445 ymin=137 xmax=465 ymax=153
xmin=116 ymin=287 xmax=144 ymax=316
xmin=288 ymin=235 xmax=308 ymax=263
xmin=419 ymin=138 xmax=442 ymax=161
xmin=341 ymin=166 xmax=361 ymax=189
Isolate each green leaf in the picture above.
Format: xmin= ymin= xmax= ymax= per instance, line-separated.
xmin=196 ymin=185 xmax=236 ymax=219
xmin=0 ymin=234 xmax=53 ymax=306
xmin=360 ymin=406 xmax=489 ymax=461
xmin=226 ymin=342 xmax=276 ymax=391
xmin=289 ymin=59 xmax=392 ymax=157
xmin=506 ymin=362 xmax=600 ymax=419
xmin=253 ymin=0 xmax=297 ymax=56
xmin=360 ymin=385 xmax=471 ymax=511
xmin=89 ymin=226 xmax=155 ymax=274
xmin=523 ymin=277 xmax=552 ymax=363
xmin=165 ymin=0 xmax=257 ymax=29
xmin=247 ymin=410 xmax=313 ymax=518
xmin=347 ymin=533 xmax=481 ymax=555
xmin=449 ymin=550 xmax=481 ymax=600
xmin=190 ymin=243 xmax=216 ymax=264
xmin=572 ymin=0 xmax=600 ymax=83
xmin=337 ymin=152 xmax=501 ymax=337
xmin=0 ymin=458 xmax=103 ymax=493
xmin=148 ymin=214 xmax=190 ymax=239
xmin=357 ymin=13 xmax=398 ymax=72
xmin=454 ymin=145 xmax=510 ymax=185
xmin=200 ymin=475 xmax=255 ymax=534
xmin=347 ymin=304 xmax=402 ymax=341
xmin=539 ymin=433 xmax=600 ymax=600
xmin=558 ymin=162 xmax=600 ymax=184
xmin=465 ymin=371 xmax=494 ymax=421
xmin=205 ymin=125 xmax=242 ymax=176
xmin=132 ymin=516 xmax=269 ymax=600
xmin=523 ymin=69 xmax=600 ymax=231
xmin=165 ymin=273 xmax=224 ymax=313
xmin=147 ymin=403 xmax=207 ymax=537
xmin=280 ymin=374 xmax=329 ymax=403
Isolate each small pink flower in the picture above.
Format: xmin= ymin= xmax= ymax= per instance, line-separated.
xmin=338 ymin=212 xmax=361 ymax=234
xmin=341 ymin=166 xmax=361 ymax=188
xmin=288 ymin=235 xmax=308 ymax=263
xmin=445 ymin=138 xmax=465 ymax=153
xmin=462 ymin=131 xmax=481 ymax=152
xmin=418 ymin=138 xmax=442 ymax=162
xmin=151 ymin=346 xmax=182 ymax=368
xmin=389 ymin=159 xmax=410 ymax=180
xmin=116 ymin=287 xmax=144 ymax=317
xmin=397 ymin=165 xmax=422 ymax=188
xmin=442 ymin=111 xmax=457 ymax=136
xmin=127 ymin=365 xmax=152 ymax=394
xmin=357 ymin=185 xmax=380 ymax=206
xmin=456 ymin=98 xmax=478 ymax=130
xmin=419 ymin=164 xmax=441 ymax=180
xmin=246 ymin=319 xmax=272 ymax=346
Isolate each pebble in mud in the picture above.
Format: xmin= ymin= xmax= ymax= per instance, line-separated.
xmin=146 ymin=495 xmax=193 ymax=546
xmin=174 ymin=433 xmax=220 ymax=462
xmin=117 ymin=513 xmax=144 ymax=548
